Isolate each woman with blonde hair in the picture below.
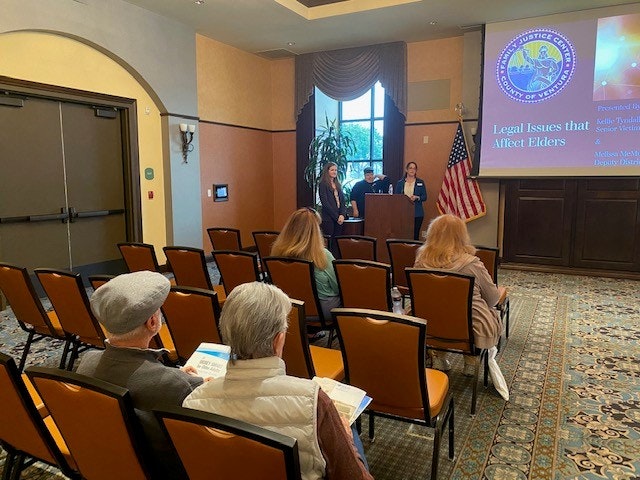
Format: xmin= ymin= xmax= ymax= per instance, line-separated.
xmin=318 ymin=162 xmax=346 ymax=254
xmin=271 ymin=207 xmax=341 ymax=322
xmin=414 ymin=214 xmax=506 ymax=377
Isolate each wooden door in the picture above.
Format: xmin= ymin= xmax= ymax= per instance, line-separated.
xmin=0 ymin=97 xmax=71 ymax=270
xmin=0 ymin=95 xmax=128 ymax=274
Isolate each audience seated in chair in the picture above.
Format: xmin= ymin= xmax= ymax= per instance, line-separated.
xmin=182 ymin=282 xmax=372 ymax=480
xmin=76 ymin=271 xmax=204 ymax=480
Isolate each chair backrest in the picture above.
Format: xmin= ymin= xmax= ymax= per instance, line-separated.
xmin=262 ymin=257 xmax=322 ymax=321
xmin=34 ymin=269 xmax=105 ymax=348
xmin=281 ymin=300 xmax=315 ymax=379
xmin=335 ymin=235 xmax=377 ymax=261
xmin=88 ymin=274 xmax=115 ymax=290
xmin=0 ymin=352 xmax=76 ymax=477
xmin=475 ymin=246 xmax=499 ymax=283
xmin=0 ymin=262 xmax=60 ymax=337
xmin=26 ymin=366 xmax=152 ymax=480
xmin=386 ymin=239 xmax=422 ymax=290
xmin=207 ymin=227 xmax=242 ymax=251
xmin=156 ymin=406 xmax=301 ymax=480
xmin=252 ymin=231 xmax=280 ymax=261
xmin=333 ymin=259 xmax=391 ymax=311
xmin=406 ymin=268 xmax=476 ymax=354
xmin=332 ymin=308 xmax=432 ymax=421
xmin=163 ymin=246 xmax=213 ymax=290
xmin=160 ymin=286 xmax=222 ymax=362
xmin=117 ymin=242 xmax=161 ymax=273
xmin=212 ymin=250 xmax=260 ymax=295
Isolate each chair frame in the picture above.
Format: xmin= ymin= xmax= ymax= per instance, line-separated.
xmin=262 ymin=256 xmax=334 ymax=347
xmin=34 ymin=268 xmax=106 ymax=371
xmin=156 ymin=406 xmax=301 ymax=480
xmin=475 ymin=245 xmax=510 ymax=338
xmin=0 ymin=353 xmax=80 ymax=480
xmin=163 ymin=246 xmax=214 ymax=290
xmin=333 ymin=259 xmax=392 ymax=311
xmin=407 ymin=268 xmax=489 ymax=415
xmin=25 ymin=366 xmax=153 ymax=480
xmin=88 ymin=274 xmax=115 ymax=290
xmin=160 ymin=286 xmax=223 ymax=363
xmin=334 ymin=235 xmax=377 ymax=261
xmin=0 ymin=263 xmax=70 ymax=371
xmin=386 ymin=238 xmax=423 ymax=296
xmin=332 ymin=307 xmax=454 ymax=478
xmin=211 ymin=250 xmax=261 ymax=295
xmin=252 ymin=230 xmax=280 ymax=258
xmin=117 ymin=242 xmax=162 ymax=272
xmin=207 ymin=227 xmax=242 ymax=252
xmin=282 ymin=300 xmax=344 ymax=381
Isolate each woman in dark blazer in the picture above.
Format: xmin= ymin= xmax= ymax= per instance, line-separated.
xmin=318 ymin=162 xmax=346 ymax=254
xmin=396 ymin=161 xmax=427 ymax=240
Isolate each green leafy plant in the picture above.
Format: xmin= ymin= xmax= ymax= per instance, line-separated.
xmin=304 ymin=116 xmax=356 ymax=205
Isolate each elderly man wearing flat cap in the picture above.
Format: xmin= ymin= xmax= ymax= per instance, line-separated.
xmin=77 ymin=270 xmax=202 ymax=480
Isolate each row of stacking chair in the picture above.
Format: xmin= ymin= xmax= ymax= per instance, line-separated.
xmin=0 ymin=352 xmax=301 ymax=480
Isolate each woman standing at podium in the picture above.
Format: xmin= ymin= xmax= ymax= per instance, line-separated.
xmin=318 ymin=162 xmax=346 ymax=253
xmin=396 ymin=161 xmax=427 ymax=240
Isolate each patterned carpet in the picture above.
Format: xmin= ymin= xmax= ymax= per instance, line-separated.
xmin=1 ymin=269 xmax=639 ymax=479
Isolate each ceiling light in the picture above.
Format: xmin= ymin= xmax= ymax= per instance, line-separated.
xmin=429 ymin=20 xmax=438 ymax=25
xmin=194 ymin=0 xmax=204 ymax=4
xmin=287 ymin=42 xmax=295 ymax=46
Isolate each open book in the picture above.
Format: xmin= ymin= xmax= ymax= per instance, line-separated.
xmin=313 ymin=377 xmax=372 ymax=425
xmin=184 ymin=342 xmax=231 ymax=379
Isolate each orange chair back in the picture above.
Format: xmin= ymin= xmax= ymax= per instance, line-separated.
xmin=0 ymin=353 xmax=75 ymax=476
xmin=207 ymin=227 xmax=242 ymax=251
xmin=333 ymin=308 xmax=431 ymax=420
xmin=161 ymin=287 xmax=222 ymax=362
xmin=118 ymin=242 xmax=161 ymax=272
xmin=334 ymin=259 xmax=391 ymax=311
xmin=34 ymin=269 xmax=105 ymax=348
xmin=158 ymin=407 xmax=301 ymax=480
xmin=335 ymin=235 xmax=377 ymax=261
xmin=252 ymin=231 xmax=280 ymax=261
xmin=27 ymin=367 xmax=152 ymax=480
xmin=407 ymin=268 xmax=475 ymax=353
xmin=262 ymin=257 xmax=321 ymax=320
xmin=386 ymin=239 xmax=422 ymax=292
xmin=474 ymin=246 xmax=499 ymax=283
xmin=164 ymin=246 xmax=213 ymax=290
xmin=0 ymin=263 xmax=62 ymax=338
xmin=212 ymin=250 xmax=260 ymax=295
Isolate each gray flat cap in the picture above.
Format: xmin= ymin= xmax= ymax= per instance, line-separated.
xmin=90 ymin=271 xmax=170 ymax=335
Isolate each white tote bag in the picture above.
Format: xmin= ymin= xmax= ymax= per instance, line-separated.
xmin=487 ymin=346 xmax=509 ymax=401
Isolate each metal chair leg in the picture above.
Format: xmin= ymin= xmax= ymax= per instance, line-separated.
xmin=368 ymin=411 xmax=375 ymax=441
xmin=18 ymin=331 xmax=36 ymax=372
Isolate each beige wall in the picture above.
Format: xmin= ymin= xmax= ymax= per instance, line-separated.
xmin=0 ymin=31 xmax=169 ymax=259
xmin=196 ymin=35 xmax=296 ymax=245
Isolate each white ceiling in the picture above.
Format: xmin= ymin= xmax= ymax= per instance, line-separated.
xmin=122 ymin=0 xmax=639 ymax=55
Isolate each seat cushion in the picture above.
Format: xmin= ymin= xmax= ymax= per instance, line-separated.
xmin=310 ymin=346 xmax=344 ymax=381
xmin=425 ymin=367 xmax=449 ymax=416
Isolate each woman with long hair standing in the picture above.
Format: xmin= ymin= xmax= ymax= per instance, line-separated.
xmin=318 ymin=162 xmax=346 ymax=253
xmin=271 ymin=208 xmax=341 ymax=321
xmin=396 ymin=161 xmax=427 ymax=240
xmin=414 ymin=214 xmax=506 ymax=376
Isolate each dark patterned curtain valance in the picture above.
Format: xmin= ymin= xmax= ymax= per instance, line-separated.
xmin=295 ymin=41 xmax=407 ymax=117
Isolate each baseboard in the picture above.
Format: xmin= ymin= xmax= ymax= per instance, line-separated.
xmin=501 ymin=262 xmax=640 ymax=281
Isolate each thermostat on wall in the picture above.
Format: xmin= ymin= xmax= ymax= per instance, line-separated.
xmin=214 ymin=184 xmax=228 ymax=202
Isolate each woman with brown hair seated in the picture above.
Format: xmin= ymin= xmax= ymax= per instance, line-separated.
xmin=271 ymin=207 xmax=342 ymax=323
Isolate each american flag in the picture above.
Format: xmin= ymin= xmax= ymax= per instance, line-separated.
xmin=436 ymin=123 xmax=486 ymax=221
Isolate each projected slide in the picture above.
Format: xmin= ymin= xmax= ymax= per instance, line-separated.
xmin=479 ymin=6 xmax=640 ymax=177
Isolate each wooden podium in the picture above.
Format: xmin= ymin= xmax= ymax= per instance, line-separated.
xmin=364 ymin=194 xmax=414 ymax=263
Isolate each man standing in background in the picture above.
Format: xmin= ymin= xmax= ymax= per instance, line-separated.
xmin=350 ymin=167 xmax=388 ymax=218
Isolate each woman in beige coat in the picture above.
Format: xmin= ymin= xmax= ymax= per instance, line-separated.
xmin=414 ymin=214 xmax=506 ymax=374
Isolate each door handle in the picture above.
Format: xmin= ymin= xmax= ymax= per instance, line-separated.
xmin=71 ymin=208 xmax=125 ymax=219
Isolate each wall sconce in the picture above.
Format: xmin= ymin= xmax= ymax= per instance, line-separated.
xmin=179 ymin=123 xmax=196 ymax=163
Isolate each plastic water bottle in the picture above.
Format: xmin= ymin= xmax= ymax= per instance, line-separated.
xmin=388 ymin=184 xmax=393 ymax=194
xmin=391 ymin=287 xmax=402 ymax=314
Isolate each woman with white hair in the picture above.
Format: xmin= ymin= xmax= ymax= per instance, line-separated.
xmin=183 ymin=282 xmax=372 ymax=480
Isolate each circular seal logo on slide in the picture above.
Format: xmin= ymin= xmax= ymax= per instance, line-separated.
xmin=496 ymin=29 xmax=576 ymax=103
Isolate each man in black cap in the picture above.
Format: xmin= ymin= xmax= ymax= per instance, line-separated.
xmin=349 ymin=167 xmax=389 ymax=218
xmin=77 ymin=270 xmax=203 ymax=480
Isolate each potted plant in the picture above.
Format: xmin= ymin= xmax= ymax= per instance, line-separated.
xmin=304 ymin=116 xmax=356 ymax=206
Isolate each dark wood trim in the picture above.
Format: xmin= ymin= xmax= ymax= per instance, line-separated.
xmin=161 ymin=112 xmax=200 ymax=121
